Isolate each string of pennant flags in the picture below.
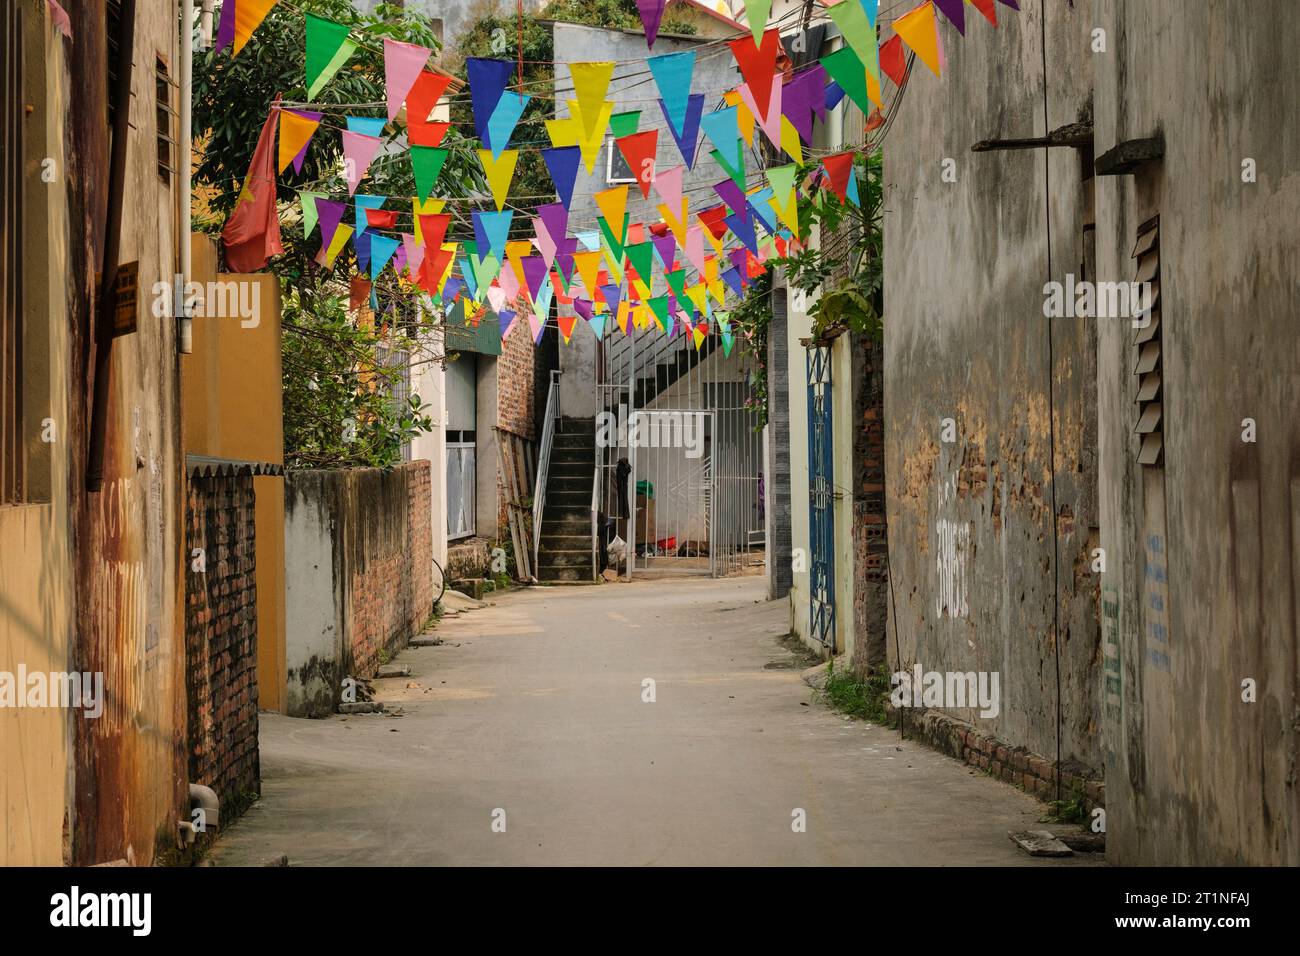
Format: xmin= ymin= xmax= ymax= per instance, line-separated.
xmin=220 ymin=0 xmax=1021 ymax=347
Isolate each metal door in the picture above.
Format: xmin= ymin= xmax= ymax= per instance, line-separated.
xmin=807 ymin=346 xmax=835 ymax=648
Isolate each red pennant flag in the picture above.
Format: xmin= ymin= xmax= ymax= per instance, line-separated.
xmin=728 ymin=28 xmax=782 ymax=117
xmin=822 ymin=151 xmax=856 ymax=203
xmin=879 ymin=34 xmax=909 ymax=87
xmin=970 ymin=0 xmax=998 ymax=26
xmin=410 ymin=120 xmax=451 ymax=148
xmin=222 ymin=106 xmax=284 ymax=271
xmin=697 ymin=203 xmax=729 ymax=239
xmin=349 ymin=276 xmax=372 ymax=311
xmin=418 ymin=213 xmax=451 ymax=252
xmin=406 ymin=69 xmax=454 ymax=140
xmin=365 ymin=208 xmax=400 ymax=230
xmin=616 ymin=130 xmax=659 ymax=199
xmin=420 ymin=247 xmax=455 ymax=294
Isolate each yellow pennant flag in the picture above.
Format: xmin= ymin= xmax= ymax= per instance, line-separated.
xmin=692 ymin=323 xmax=706 ymax=350
xmin=685 ymin=283 xmax=709 ymax=316
xmin=320 ymin=224 xmax=353 ymax=269
xmin=569 ymin=99 xmax=614 ymax=173
xmin=569 ymin=62 xmax=615 ymax=142
xmin=867 ymin=70 xmax=882 ymax=109
xmin=277 ymin=109 xmax=320 ymax=173
xmin=892 ymin=2 xmax=943 ymax=78
xmin=603 ymin=245 xmax=624 ymax=285
xmin=724 ymin=89 xmax=755 ymax=147
xmin=779 ymin=115 xmax=803 ymax=164
xmin=657 ymin=200 xmax=690 ymax=245
xmin=616 ymin=300 xmax=631 ymax=334
xmin=633 ymin=277 xmax=653 ymax=302
xmin=545 ymin=116 xmax=580 ymax=147
xmin=506 ymin=239 xmax=533 ymax=289
xmin=478 ymin=149 xmax=518 ymax=212
xmin=573 ymin=250 xmax=603 ymax=299
xmin=708 ymin=277 xmax=727 ymax=306
xmin=702 ymin=224 xmax=725 ymax=258
xmin=435 ymin=242 xmax=458 ymax=294
xmin=594 ymin=185 xmax=629 ymax=245
xmin=234 ymin=0 xmax=279 ymax=56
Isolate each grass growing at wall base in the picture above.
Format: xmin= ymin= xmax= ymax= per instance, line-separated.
xmin=821 ymin=661 xmax=895 ymax=726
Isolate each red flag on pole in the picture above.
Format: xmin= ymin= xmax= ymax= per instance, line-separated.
xmin=222 ymin=105 xmax=284 ymax=272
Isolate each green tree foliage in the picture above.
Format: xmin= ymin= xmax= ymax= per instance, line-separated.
xmin=192 ymin=0 xmax=480 ymax=468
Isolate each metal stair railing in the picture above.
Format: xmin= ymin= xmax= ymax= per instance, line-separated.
xmin=532 ymin=370 xmax=561 ymax=576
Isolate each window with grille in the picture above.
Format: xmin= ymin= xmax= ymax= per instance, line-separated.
xmin=156 ymin=55 xmax=175 ymax=183
xmin=1132 ymin=215 xmax=1162 ymax=466
xmin=1 ymin=2 xmax=24 ymax=503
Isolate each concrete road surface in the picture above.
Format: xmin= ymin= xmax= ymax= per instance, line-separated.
xmin=211 ymin=576 xmax=1096 ymax=866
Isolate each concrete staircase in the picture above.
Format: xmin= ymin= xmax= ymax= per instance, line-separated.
xmin=536 ymin=417 xmax=595 ymax=583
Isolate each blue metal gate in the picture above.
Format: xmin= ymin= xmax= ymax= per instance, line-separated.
xmin=806 ymin=346 xmax=835 ymax=648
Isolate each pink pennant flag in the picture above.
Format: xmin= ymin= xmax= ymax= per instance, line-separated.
xmin=342 ymin=130 xmax=383 ymax=194
xmin=685 ymin=225 xmax=706 ymax=277
xmin=532 ymin=217 xmax=557 ymax=270
xmin=738 ymin=78 xmax=783 ymax=146
xmin=498 ymin=264 xmax=522 ymax=305
xmin=401 ymin=233 xmax=425 ymax=276
xmin=384 ymin=39 xmax=433 ymax=122
xmin=653 ymin=164 xmax=684 ymax=214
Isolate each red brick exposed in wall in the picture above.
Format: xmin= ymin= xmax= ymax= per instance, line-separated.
xmin=496 ymin=322 xmax=536 ymax=440
xmin=346 ymin=461 xmax=434 ymax=679
xmin=184 ymin=474 xmax=261 ymax=810
xmin=852 ymin=333 xmax=888 ymax=675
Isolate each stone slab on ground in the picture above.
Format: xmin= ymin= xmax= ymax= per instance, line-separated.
xmin=1009 ymin=830 xmax=1075 ymax=857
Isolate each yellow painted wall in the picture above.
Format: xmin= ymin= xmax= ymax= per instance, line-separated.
xmin=181 ymin=235 xmax=286 ymax=712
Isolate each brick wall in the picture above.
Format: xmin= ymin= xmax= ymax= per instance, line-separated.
xmin=345 ymin=461 xmax=435 ymax=679
xmin=851 ymin=331 xmax=888 ymax=675
xmin=496 ymin=321 xmax=536 ymax=440
xmin=184 ymin=473 xmax=261 ymax=810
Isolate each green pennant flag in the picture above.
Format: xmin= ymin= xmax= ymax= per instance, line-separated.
xmin=298 ymin=190 xmax=326 ymax=237
xmin=597 ymin=212 xmax=629 ymax=262
xmin=626 ymin=241 xmax=655 ymax=289
xmin=305 ymin=14 xmax=358 ymax=101
xmin=710 ymin=143 xmax=746 ymax=191
xmin=664 ymin=268 xmax=688 ymax=303
xmin=648 ymin=295 xmax=672 ymax=334
xmin=411 ymin=146 xmax=449 ymax=202
xmin=609 ymin=110 xmax=642 ymax=139
xmin=820 ymin=46 xmax=872 ymax=118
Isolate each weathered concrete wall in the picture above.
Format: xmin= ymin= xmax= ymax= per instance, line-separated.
xmin=851 ymin=331 xmax=888 ymax=676
xmin=60 ymin=0 xmax=189 ymax=866
xmin=0 ymin=0 xmax=75 ymax=867
xmin=284 ymin=462 xmax=435 ymax=718
xmin=882 ymin=3 xmax=1100 ymax=775
xmin=1091 ymin=0 xmax=1300 ymax=865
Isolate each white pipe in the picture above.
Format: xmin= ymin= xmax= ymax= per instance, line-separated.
xmin=179 ymin=0 xmax=194 ymax=353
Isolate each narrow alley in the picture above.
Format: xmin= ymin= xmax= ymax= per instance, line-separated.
xmin=211 ymin=578 xmax=1086 ymax=867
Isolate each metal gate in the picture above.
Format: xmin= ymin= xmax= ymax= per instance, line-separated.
xmin=807 ymin=345 xmax=835 ymax=647
xmin=593 ymin=323 xmax=765 ymax=578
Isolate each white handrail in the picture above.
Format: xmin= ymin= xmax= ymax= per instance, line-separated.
xmin=532 ymin=370 xmax=562 ymax=576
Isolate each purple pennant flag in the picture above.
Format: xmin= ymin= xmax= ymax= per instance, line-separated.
xmin=392 ymin=243 xmax=407 ymax=277
xmin=637 ymin=0 xmax=667 ymax=48
xmin=652 ymin=233 xmax=678 ymax=270
xmin=573 ymin=297 xmax=594 ymax=322
xmin=729 ymin=247 xmax=749 ymax=275
xmin=713 ymin=179 xmax=746 ymax=217
xmin=521 ymin=255 xmax=549 ymax=301
xmin=216 ymin=0 xmax=236 ymax=52
xmin=721 ymin=266 xmax=745 ymax=297
xmin=556 ymin=237 xmax=579 ymax=285
xmin=933 ymin=0 xmax=967 ymax=35
xmin=315 ymin=198 xmax=348 ymax=249
xmin=442 ymin=275 xmax=465 ymax=303
xmin=599 ymin=283 xmax=622 ymax=316
xmin=782 ymin=70 xmax=822 ymax=143
xmin=661 ymin=93 xmax=705 ymax=169
xmin=536 ymin=202 xmax=569 ymax=246
xmin=802 ymin=64 xmax=829 ymax=123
